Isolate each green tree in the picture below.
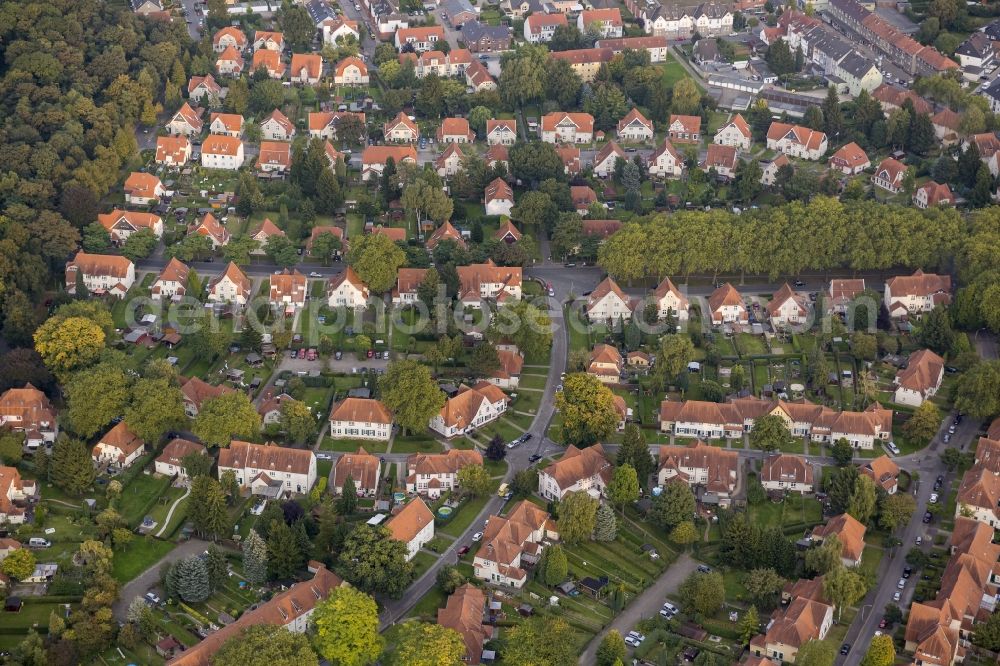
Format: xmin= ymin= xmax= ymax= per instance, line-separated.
xmin=593 ymin=502 xmax=618 ymax=541
xmin=541 ymin=543 xmax=569 ymax=585
xmin=337 ymin=524 xmax=414 ymax=596
xmin=616 ymin=424 xmax=654 ymax=489
xmin=279 ymin=398 xmax=315 ymax=443
xmin=50 ymin=437 xmax=96 ymax=495
xmin=878 ymin=492 xmax=917 ymax=531
xmin=379 ymin=360 xmax=445 ymax=434
xmin=214 ymin=625 xmax=318 ymax=666
xmin=652 ymin=335 xmax=695 ymax=390
xmin=671 ymin=77 xmax=701 ymax=115
xmin=860 ymin=634 xmax=895 ymax=666
xmin=740 ymin=605 xmax=760 ymax=645
xmin=805 ymin=535 xmax=843 ymax=575
xmin=0 ymin=429 xmax=25 ymax=465
xmin=65 ymin=363 xmax=130 ymax=437
xmin=1 ymin=548 xmax=36 ymax=581
xmin=125 ymin=378 xmax=187 ymax=444
xmin=189 ymin=475 xmax=229 ymax=540
xmin=170 ymin=556 xmax=211 ymax=603
xmin=597 ymin=630 xmax=627 ymax=666
xmin=850 ymin=332 xmax=878 ymax=362
xmin=488 ymin=299 xmax=553 ymax=360
xmin=607 ymin=464 xmax=640 ymax=514
xmin=796 ymin=639 xmax=837 ymax=666
xmin=744 ymin=568 xmax=786 ymax=608
xmin=916 ymin=305 xmax=955 ymax=354
xmin=456 ymin=464 xmax=492 ymax=497
xmin=903 ymin=400 xmax=941 ymax=448
xmin=972 ymin=610 xmax=1000 ymax=650
xmin=678 ymin=570 xmax=725 ymax=615
xmin=954 ymin=360 xmax=1000 ymax=418
xmin=34 ymin=315 xmax=106 ymax=378
xmin=847 ymin=474 xmax=877 ymax=524
xmin=750 ymin=414 xmax=794 ymax=452
xmin=503 ymin=617 xmax=577 ymax=666
xmin=468 ymin=342 xmax=500 ymax=377
xmin=831 ymin=438 xmax=854 ymax=466
xmin=192 ymin=392 xmax=262 ymax=447
xmin=204 ymin=545 xmax=228 ymax=591
xmin=267 ymin=519 xmax=305 ymax=580
xmin=311 ymin=586 xmax=383 ymax=666
xmin=436 ymin=565 xmax=467 ymax=594
xmin=557 ymin=491 xmax=599 ymax=545
xmin=650 ymin=480 xmax=696 ymax=530
xmin=394 ymin=622 xmax=466 ymax=666
xmin=338 ymin=475 xmax=359 ymax=515
xmin=346 ymin=233 xmax=406 ymax=293
xmin=243 ymin=529 xmax=268 ymax=584
xmin=821 ymin=86 xmax=844 ymax=137
xmin=670 ymin=521 xmax=698 ymax=547
xmin=553 ymin=373 xmax=620 ymax=446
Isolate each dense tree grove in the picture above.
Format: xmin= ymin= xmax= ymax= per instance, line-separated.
xmin=597 ymin=197 xmax=961 ymax=283
xmin=0 ymin=0 xmax=197 ymax=338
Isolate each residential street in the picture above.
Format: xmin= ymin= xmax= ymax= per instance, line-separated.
xmin=579 ymin=553 xmax=699 ymax=665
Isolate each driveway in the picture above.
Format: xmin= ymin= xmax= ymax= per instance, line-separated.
xmin=579 ymin=553 xmax=699 ymax=665
xmin=113 ymin=538 xmax=213 ymax=621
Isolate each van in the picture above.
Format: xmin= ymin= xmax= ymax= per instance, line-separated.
xmin=29 ymin=538 xmax=51 ymax=548
xmin=497 ymin=483 xmax=509 ymax=497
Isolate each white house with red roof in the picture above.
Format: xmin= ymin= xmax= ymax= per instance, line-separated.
xmin=213 ymin=27 xmax=247 ymax=53
xmin=208 ymin=262 xmax=251 ymax=305
xmin=708 ymin=283 xmax=748 ymax=325
xmin=326 ymin=267 xmax=370 ymax=308
xmin=216 ymin=46 xmax=244 ymax=76
xmin=394 ymin=25 xmax=445 ymax=51
xmin=334 ymin=56 xmax=368 ymax=86
xmin=653 ymin=277 xmax=690 ymax=321
xmin=250 ymin=218 xmax=285 ymax=255
xmin=387 ymin=497 xmax=435 ymax=561
xmin=871 ymin=157 xmax=907 ymax=193
xmin=828 ymin=142 xmax=870 ymax=175
xmin=438 ymin=117 xmax=475 ymax=144
xmin=253 ymin=30 xmax=284 ymax=51
xmin=524 ymin=13 xmax=567 ymax=43
xmin=456 ymin=260 xmax=522 ymax=307
xmin=617 ymin=108 xmax=654 ymax=142
xmin=883 ymin=269 xmax=951 ymax=317
xmin=593 ymin=140 xmax=625 ymax=178
xmin=201 ymin=135 xmax=245 ymax=170
xmin=713 ymin=113 xmax=752 ymax=150
xmin=193 ymin=212 xmax=230 ymax=249
xmin=484 ymin=178 xmax=514 ymax=216
xmin=151 ymin=258 xmax=189 ymax=302
xmin=269 ymin=269 xmax=307 ymax=313
xmin=166 ymin=102 xmax=203 ymax=136
xmin=329 ymin=398 xmax=393 ymax=441
xmin=384 ymin=112 xmax=420 ymax=143
xmin=540 ymin=112 xmax=594 ymax=144
xmin=123 ymin=172 xmax=165 ymax=205
xmin=0 ymin=384 xmax=58 ymax=449
xmin=209 ymin=112 xmax=244 ymax=137
xmin=578 ymin=8 xmax=623 ymax=37
xmin=258 ymin=141 xmax=291 ymax=173
xmin=766 ymin=283 xmax=810 ymax=328
xmin=430 ymin=382 xmax=510 ymax=437
xmin=92 ymin=422 xmax=145 ymax=469
xmin=486 ymin=119 xmax=517 ymax=145
xmin=65 ymin=252 xmax=135 ymax=298
xmin=0 ymin=467 xmax=36 ymax=525
xmin=766 ymin=122 xmax=828 ymax=160
xmin=667 ymin=114 xmax=701 ymax=143
xmin=290 ymin=54 xmax=323 ymax=84
xmin=98 ymin=210 xmax=163 ymax=242
xmin=435 ymin=143 xmax=465 ymax=178
xmin=155 ymin=136 xmax=192 ymax=166
xmin=261 ymin=109 xmax=295 ymax=141
xmin=894 ymin=349 xmax=944 ymax=407
xmin=188 ymin=74 xmax=225 ymax=104
xmin=913 ymin=181 xmax=953 ymax=209
xmin=252 ymin=50 xmax=287 ymax=78
xmin=587 ymin=276 xmax=634 ymax=321
xmin=321 ymin=17 xmax=360 ymax=45
xmin=648 ymin=139 xmax=683 ymax=178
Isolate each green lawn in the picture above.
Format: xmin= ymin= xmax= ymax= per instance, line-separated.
xmin=390 ymin=435 xmax=443 ymax=454
xmin=111 ymin=537 xmax=176 ymax=583
xmin=661 ymin=53 xmax=694 ymax=90
xmin=748 ymin=493 xmax=824 ymax=529
xmin=518 ymin=374 xmax=548 ymax=390
xmin=411 ymin=551 xmax=438 ymax=579
xmin=320 ymin=436 xmax=389 ymax=453
xmin=437 ymin=491 xmax=497 ymax=538
xmin=120 ymin=473 xmax=175 ymax=527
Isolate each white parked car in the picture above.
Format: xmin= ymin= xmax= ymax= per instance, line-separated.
xmin=893 ymin=591 xmax=901 ymax=602
xmin=886 ymin=441 xmax=900 ymax=455
xmin=897 ymin=578 xmax=906 ymax=589
xmin=929 ymin=493 xmax=938 ymax=504
xmin=472 ymin=532 xmax=483 ymax=542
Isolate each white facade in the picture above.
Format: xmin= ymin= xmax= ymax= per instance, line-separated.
xmin=587 ymin=291 xmax=632 ymax=321
xmin=201 ymin=143 xmax=245 ymax=170
xmin=329 ymin=418 xmax=391 ymax=440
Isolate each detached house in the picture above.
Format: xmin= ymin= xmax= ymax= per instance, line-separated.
xmin=474 ymin=501 xmax=558 ymax=588
xmin=360 ymin=145 xmax=417 ymax=181
xmin=828 ymin=142 xmax=870 ymax=175
xmin=486 ymin=119 xmax=517 ymax=146
xmin=0 ymin=467 xmax=36 ymax=525
xmin=766 ymin=283 xmax=809 ymax=328
xmin=914 ymin=181 xmax=953 ymax=209
xmin=333 ymin=447 xmax=381 ymax=496
xmin=209 ymin=112 xmax=243 ymax=137
xmin=251 ymin=49 xmax=287 ymax=79
xmin=166 ymin=102 xmax=203 ymax=136
xmin=151 ymin=257 xmax=189 ymax=301
xmin=456 ymin=260 xmax=521 ymax=307
xmin=438 ymin=585 xmax=493 ymax=665
xmin=124 ymin=172 xmax=165 ymax=205
xmin=216 ymin=46 xmax=244 ymax=76
xmin=810 ymin=513 xmax=866 ymax=567
xmin=65 ymin=252 xmax=135 ymax=298
xmin=392 ymin=267 xmax=428 ymax=305
xmin=188 ymin=74 xmax=224 ymax=104
xmin=648 ymin=139 xmax=683 ymax=178
xmin=657 ymin=440 xmax=739 ymax=505
xmin=201 ymin=135 xmax=244 ymax=170
xmin=261 ymin=109 xmax=295 ymax=141
xmin=436 ymin=143 xmax=465 ymax=178
xmin=250 ymin=218 xmax=285 ymax=254
xmin=540 ymin=112 xmax=594 ymax=144
xmin=405 ymin=449 xmax=484 ymax=499
xmin=257 ymin=141 xmax=291 ymax=174
xmin=154 ymin=438 xmax=207 ymax=480
xmin=894 ymin=349 xmax=944 ymax=407
xmin=571 ymin=185 xmax=597 ymax=214
xmin=92 ymin=422 xmax=145 ymax=469
xmin=0 ymin=384 xmax=58 ymax=450
xmin=269 ymin=269 xmax=307 ymax=314
xmin=213 ymin=26 xmax=247 ymax=53
xmin=218 ymin=441 xmax=317 ymax=497
xmin=290 ymin=54 xmax=322 ymax=85
xmin=713 ymin=113 xmax=752 ymax=150
xmin=760 ymin=453 xmax=814 ymax=493
xmin=387 ymin=497 xmax=435 ymax=561
xmin=334 ymin=56 xmax=369 ymax=86
xmin=484 ymin=178 xmax=514 ymax=217
xmin=524 ymin=13 xmax=567 ymax=43
xmin=384 ymin=112 xmax=420 ymax=143
xmin=708 ymin=282 xmax=748 ymax=325
xmin=207 ymin=262 xmax=251 ymax=305
xmin=587 ymin=344 xmax=623 ymax=384
xmin=956 ymin=466 xmax=1000 ymax=527
xmin=321 ymin=17 xmax=360 ymax=45
xmin=860 ymin=455 xmax=900 ymax=494
xmin=490 ymin=347 xmax=524 ymax=389
xmin=179 ymin=376 xmax=235 ymax=417
xmin=593 ymin=140 xmax=625 ymax=178
xmin=426 ymin=220 xmax=466 ymax=250
xmin=766 ymin=122 xmax=828 ymax=160
xmin=578 ymin=8 xmax=623 ymax=37
xmin=155 ymin=136 xmax=192 ymax=166
xmin=253 ymin=30 xmax=284 ymax=51
xmin=701 ymin=143 xmax=738 ymax=180
xmin=667 ymin=114 xmax=701 ymax=143
xmin=329 ymin=398 xmax=393 ymax=441
xmin=539 ymin=444 xmax=613 ymax=500
xmin=749 ymin=592 xmax=834 ymax=664
xmin=653 ymin=276 xmax=690 ymax=321
xmin=587 ymin=276 xmax=633 ymax=322
xmin=438 ymin=117 xmax=475 ymax=144
xmin=827 ymin=278 xmax=865 ymax=315
xmin=871 ymin=157 xmax=907 ymax=193
xmin=394 ymin=25 xmax=445 ymax=51
xmin=194 ymin=212 xmax=230 ymax=249
xmin=326 ymin=266 xmax=369 ymax=309
xmin=884 ymin=269 xmax=952 ymax=318
xmin=430 ymin=382 xmax=509 ymax=438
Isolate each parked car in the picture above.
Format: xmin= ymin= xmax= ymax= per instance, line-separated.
xmin=367 ymin=349 xmax=374 ymax=358
xmin=897 ymin=578 xmax=906 ymax=589
xmin=903 ymin=566 xmax=912 ymax=579
xmin=457 ymin=545 xmax=470 ymax=555
xmin=697 ymin=565 xmax=712 ymax=573
xmin=528 ymin=454 xmax=542 ymax=463
xmin=929 ymin=492 xmax=938 ymax=504
xmin=923 ymin=511 xmax=932 ymax=523
xmin=886 ymin=441 xmax=900 ymax=455
xmin=893 ymin=591 xmax=901 ymax=602
xmin=145 ymin=592 xmax=161 ymax=605
xmin=840 ymin=644 xmax=851 ymax=656
xmin=916 ymin=535 xmax=923 ymax=545
xmin=472 ymin=532 xmax=483 ymax=541
xmin=309 ymin=271 xmax=322 ymax=278
xmin=306 ymin=348 xmax=318 ymax=361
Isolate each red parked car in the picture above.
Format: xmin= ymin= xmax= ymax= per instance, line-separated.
xmin=366 ymin=349 xmax=374 ymax=358
xmin=306 ymin=348 xmax=317 ymax=361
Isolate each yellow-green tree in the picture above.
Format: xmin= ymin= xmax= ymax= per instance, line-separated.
xmin=860 ymin=634 xmax=895 ymax=666
xmin=311 ymin=586 xmax=383 ymax=666
xmin=553 ymin=373 xmax=620 ymax=446
xmin=393 ymin=622 xmax=465 ymax=666
xmin=193 ymin=392 xmax=262 ymax=447
xmin=1 ymin=548 xmax=36 ymax=581
xmin=34 ymin=315 xmax=105 ymax=377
